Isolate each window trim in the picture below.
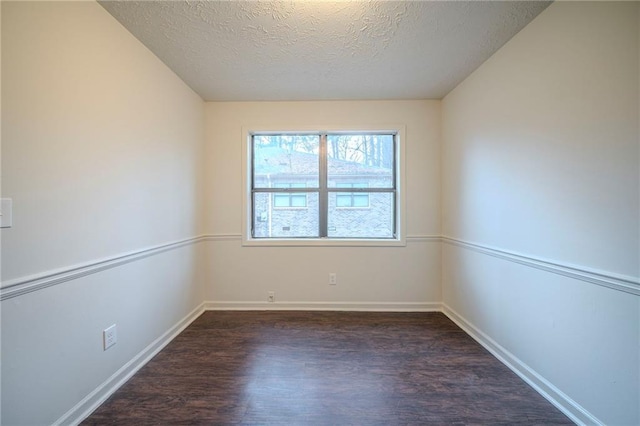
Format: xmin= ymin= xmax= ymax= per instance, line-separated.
xmin=241 ymin=125 xmax=407 ymax=247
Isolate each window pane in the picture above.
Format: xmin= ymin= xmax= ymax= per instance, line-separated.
xmin=353 ymin=194 xmax=369 ymax=207
xmin=328 ymin=192 xmax=394 ymax=238
xmin=327 ymin=134 xmax=394 ymax=188
xmin=291 ymin=194 xmax=307 ymax=207
xmin=273 ymin=194 xmax=290 ymax=207
xmin=249 ymin=132 xmax=398 ymax=241
xmin=253 ymin=135 xmax=319 ymax=188
xmin=336 ymin=194 xmax=352 ymax=207
xmin=253 ymin=192 xmax=319 ymax=238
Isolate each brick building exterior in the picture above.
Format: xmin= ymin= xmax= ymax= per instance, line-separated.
xmin=253 ymin=148 xmax=394 ymax=238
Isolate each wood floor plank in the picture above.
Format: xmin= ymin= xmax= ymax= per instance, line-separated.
xmin=82 ymin=311 xmax=573 ymax=425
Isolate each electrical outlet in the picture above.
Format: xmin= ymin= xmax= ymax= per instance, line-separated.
xmin=268 ymin=291 xmax=275 ymax=303
xmin=329 ymin=273 xmax=337 ymax=285
xmin=103 ymin=324 xmax=117 ymax=350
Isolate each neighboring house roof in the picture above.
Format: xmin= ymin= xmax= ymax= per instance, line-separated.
xmin=255 ymin=147 xmax=390 ymax=177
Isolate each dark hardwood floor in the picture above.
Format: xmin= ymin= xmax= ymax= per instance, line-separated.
xmin=83 ymin=311 xmax=573 ymax=425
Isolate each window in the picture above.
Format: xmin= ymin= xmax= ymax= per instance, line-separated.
xmin=335 ymin=183 xmax=369 ymax=208
xmin=249 ymin=132 xmax=397 ymax=240
xmin=273 ymin=183 xmax=307 ymax=208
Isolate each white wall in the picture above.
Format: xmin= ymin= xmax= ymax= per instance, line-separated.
xmin=4 ymin=1 xmax=638 ymax=425
xmin=1 ymin=2 xmax=205 ymax=424
xmin=442 ymin=2 xmax=639 ymax=425
xmin=204 ymin=101 xmax=441 ymax=308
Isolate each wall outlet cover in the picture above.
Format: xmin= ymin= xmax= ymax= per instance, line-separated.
xmin=103 ymin=324 xmax=117 ymax=350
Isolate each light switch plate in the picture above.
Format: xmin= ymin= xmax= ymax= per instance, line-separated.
xmin=0 ymin=199 xmax=13 ymax=228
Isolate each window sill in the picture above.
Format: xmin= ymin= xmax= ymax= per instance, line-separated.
xmin=242 ymin=237 xmax=406 ymax=247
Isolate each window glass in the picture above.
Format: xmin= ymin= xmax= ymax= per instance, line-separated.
xmin=253 ymin=135 xmax=319 ymax=189
xmin=327 ymin=135 xmax=394 ymax=188
xmin=253 ymin=192 xmax=319 ymax=238
xmin=251 ymin=133 xmax=396 ymax=239
xmin=335 ymin=183 xmax=369 ymax=208
xmin=328 ymin=193 xmax=394 ymax=238
xmin=273 ymin=183 xmax=307 ymax=208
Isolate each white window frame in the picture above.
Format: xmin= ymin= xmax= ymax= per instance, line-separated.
xmin=241 ymin=125 xmax=406 ymax=247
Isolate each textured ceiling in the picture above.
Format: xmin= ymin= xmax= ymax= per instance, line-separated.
xmin=99 ymin=1 xmax=551 ymax=101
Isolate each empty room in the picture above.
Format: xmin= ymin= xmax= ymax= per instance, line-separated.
xmin=1 ymin=1 xmax=638 ymax=425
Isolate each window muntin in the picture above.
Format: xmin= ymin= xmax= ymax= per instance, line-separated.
xmin=250 ymin=132 xmax=397 ymax=240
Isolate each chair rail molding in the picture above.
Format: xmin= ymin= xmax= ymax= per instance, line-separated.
xmin=1 ymin=235 xmax=207 ymax=301
xmin=4 ymin=234 xmax=636 ymax=300
xmin=441 ymin=236 xmax=639 ymax=296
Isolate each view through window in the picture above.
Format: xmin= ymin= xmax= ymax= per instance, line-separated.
xmin=251 ymin=133 xmax=396 ymax=239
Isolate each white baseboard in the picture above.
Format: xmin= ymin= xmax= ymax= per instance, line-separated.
xmin=54 ymin=301 xmax=602 ymax=426
xmin=204 ymin=300 xmax=441 ymax=312
xmin=54 ymin=302 xmax=206 ymax=426
xmin=441 ymin=304 xmax=602 ymax=426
